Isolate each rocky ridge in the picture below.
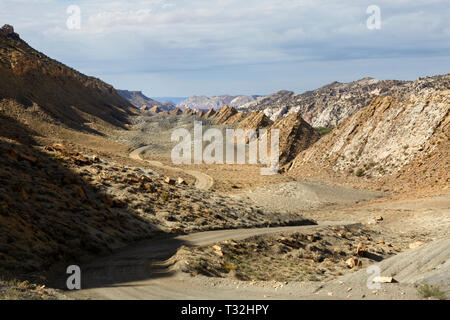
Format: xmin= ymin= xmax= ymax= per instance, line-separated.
xmin=0 ymin=25 xmax=137 ymax=133
xmin=237 ymin=78 xmax=419 ymax=127
xmin=268 ymin=113 xmax=320 ymax=166
xmin=289 ymin=88 xmax=450 ymax=191
xmin=236 ymin=111 xmax=273 ymax=130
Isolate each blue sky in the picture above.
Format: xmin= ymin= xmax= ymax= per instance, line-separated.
xmin=1 ymin=0 xmax=449 ymax=96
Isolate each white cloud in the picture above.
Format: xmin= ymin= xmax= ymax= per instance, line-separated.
xmin=1 ymin=0 xmax=449 ymax=95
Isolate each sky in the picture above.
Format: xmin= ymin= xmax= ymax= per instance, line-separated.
xmin=1 ymin=0 xmax=449 ymax=97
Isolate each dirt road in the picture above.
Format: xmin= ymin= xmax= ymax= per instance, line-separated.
xmin=67 ymin=222 xmax=356 ymax=300
xmin=66 ymin=219 xmax=449 ymax=300
xmin=130 ymin=146 xmax=214 ymax=190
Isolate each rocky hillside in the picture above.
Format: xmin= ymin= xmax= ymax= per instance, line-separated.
xmin=229 ymin=95 xmax=263 ymax=108
xmin=238 ymin=78 xmax=416 ymax=127
xmin=171 ymin=108 xmax=182 ymax=115
xmin=200 ymin=105 xmax=318 ymax=165
xmin=237 ymin=111 xmax=273 ymax=130
xmin=117 ymin=90 xmax=175 ymax=111
xmin=177 ymin=95 xmax=261 ymax=111
xmin=222 ymin=111 xmax=247 ymax=125
xmin=269 ymin=113 xmax=320 ymax=166
xmin=182 ymin=108 xmax=196 ymax=115
xmin=210 ymin=105 xmax=238 ymax=124
xmin=289 ymin=88 xmax=450 ymax=192
xmin=204 ymin=108 xmax=216 ymax=119
xmin=0 ymin=25 xmax=137 ymax=133
xmin=148 ymin=103 xmax=317 ymax=167
xmin=0 ymin=126 xmax=312 ymax=275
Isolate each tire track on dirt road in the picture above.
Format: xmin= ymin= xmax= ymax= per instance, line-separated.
xmin=130 ymin=146 xmax=214 ymax=190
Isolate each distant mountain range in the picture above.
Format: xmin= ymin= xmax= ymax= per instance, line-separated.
xmin=153 ymin=97 xmax=187 ymax=105
xmin=117 ymin=90 xmax=175 ymax=111
xmin=236 ymin=78 xmax=414 ymax=128
xmin=238 ymin=76 xmax=450 ymax=128
xmin=176 ymin=95 xmax=263 ymax=111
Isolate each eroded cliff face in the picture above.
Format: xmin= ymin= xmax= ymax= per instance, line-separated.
xmin=0 ymin=25 xmax=136 ymax=133
xmin=290 ymin=90 xmax=449 ymax=191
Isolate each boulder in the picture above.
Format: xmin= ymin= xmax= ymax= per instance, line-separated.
xmin=409 ymin=241 xmax=426 ymax=249
xmin=212 ymin=245 xmax=223 ymax=257
xmin=0 ymin=24 xmax=19 ymax=39
xmin=356 ymin=242 xmax=367 ymax=256
xmin=346 ymin=258 xmax=362 ymax=268
xmin=164 ymin=177 xmax=176 ymax=185
xmin=372 ymin=276 xmax=396 ymax=284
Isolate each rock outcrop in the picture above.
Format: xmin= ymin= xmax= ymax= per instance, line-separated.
xmin=222 ymin=111 xmax=247 ymax=125
xmin=268 ymin=113 xmax=320 ymax=166
xmin=204 ymin=108 xmax=216 ymax=119
xmin=237 ymin=111 xmax=273 ymax=130
xmin=211 ymin=105 xmax=238 ymax=124
xmin=0 ymin=24 xmax=20 ymax=41
xmin=148 ymin=106 xmax=161 ymax=113
xmin=171 ymin=108 xmax=182 ymax=115
xmin=182 ymin=108 xmax=195 ymax=115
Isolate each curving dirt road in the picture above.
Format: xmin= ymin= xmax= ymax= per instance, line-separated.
xmin=67 ymin=222 xmax=357 ymax=300
xmin=130 ymin=146 xmax=214 ymax=190
xmin=66 ymin=222 xmax=448 ymax=300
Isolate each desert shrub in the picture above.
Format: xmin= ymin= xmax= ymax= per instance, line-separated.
xmin=314 ymin=127 xmax=333 ymax=136
xmin=355 ymin=168 xmax=365 ymax=177
xmin=161 ymin=193 xmax=170 ymax=201
xmin=224 ymin=264 xmax=236 ymax=272
xmin=417 ymin=284 xmax=446 ymax=300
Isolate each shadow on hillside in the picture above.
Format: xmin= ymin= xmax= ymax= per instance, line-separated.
xmin=0 ymin=113 xmax=188 ymax=290
xmin=63 ymin=235 xmax=189 ymax=290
